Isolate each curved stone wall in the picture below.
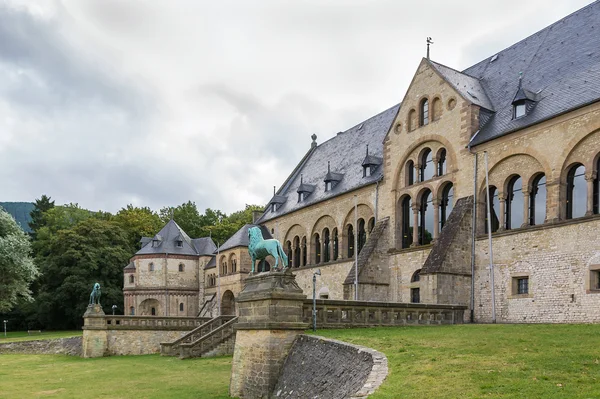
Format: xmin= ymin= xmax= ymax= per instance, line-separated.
xmin=273 ymin=334 xmax=388 ymax=399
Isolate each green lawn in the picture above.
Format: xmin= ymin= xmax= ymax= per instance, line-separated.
xmin=1 ymin=324 xmax=599 ymax=399
xmin=0 ymin=330 xmax=82 ymax=343
xmin=314 ymin=324 xmax=600 ymax=399
xmin=0 ymin=354 xmax=231 ymax=399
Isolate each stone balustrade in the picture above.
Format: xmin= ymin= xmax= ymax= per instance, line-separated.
xmin=303 ymin=299 xmax=467 ymax=328
xmin=103 ymin=315 xmax=211 ymax=330
xmin=160 ymin=315 xmax=237 ymax=357
xmin=179 ymin=317 xmax=238 ymax=359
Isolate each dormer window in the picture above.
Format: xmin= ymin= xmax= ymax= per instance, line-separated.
xmin=272 ymin=203 xmax=277 ymax=212
xmin=514 ymin=101 xmax=526 ymax=119
xmin=363 ymin=165 xmax=372 ymax=177
xmin=361 ymin=145 xmax=381 ymax=179
xmin=298 ymin=192 xmax=305 ymax=202
xmin=296 ymin=174 xmax=315 ymax=203
xmin=324 ymin=161 xmax=343 ymax=192
xmin=152 ymin=239 xmax=160 ymax=248
xmin=325 ymin=181 xmax=332 ymax=191
xmin=176 ymin=240 xmax=183 ymax=248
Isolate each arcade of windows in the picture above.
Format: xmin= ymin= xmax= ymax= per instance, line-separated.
xmin=484 ymin=156 xmax=600 ymax=234
xmin=407 ymin=97 xmax=443 ymax=132
xmin=284 ymin=217 xmax=376 ymax=268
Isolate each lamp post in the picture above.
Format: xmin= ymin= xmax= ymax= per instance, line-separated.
xmin=112 ymin=305 xmax=117 ymax=316
xmin=312 ymin=269 xmax=321 ymax=332
xmin=3 ymin=320 xmax=7 ymax=337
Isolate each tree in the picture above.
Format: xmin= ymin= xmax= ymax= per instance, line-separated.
xmin=35 ymin=218 xmax=131 ymax=329
xmin=113 ymin=205 xmax=163 ymax=250
xmin=28 ymin=195 xmax=55 ymax=235
xmin=159 ymin=201 xmax=205 ymax=238
xmin=0 ymin=207 xmax=39 ymax=313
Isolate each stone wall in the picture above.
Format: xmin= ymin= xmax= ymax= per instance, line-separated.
xmin=0 ymin=337 xmax=82 ymax=356
xmin=292 ymin=260 xmax=354 ymax=300
xmin=474 ymin=216 xmax=600 ymax=323
xmin=273 ymin=335 xmax=388 ymax=399
xmin=106 ymin=330 xmax=186 ymax=355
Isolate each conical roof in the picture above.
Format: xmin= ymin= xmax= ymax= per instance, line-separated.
xmin=136 ymin=219 xmax=216 ymax=256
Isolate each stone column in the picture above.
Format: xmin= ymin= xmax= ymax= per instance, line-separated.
xmin=585 ymin=174 xmax=595 ymax=216
xmin=521 ymin=192 xmax=530 ymax=228
xmin=82 ymin=304 xmax=107 ymax=358
xmin=230 ymin=271 xmax=308 ymax=398
xmin=432 ymin=199 xmax=440 ymax=240
xmin=498 ymin=194 xmax=506 ymax=231
xmin=411 ymin=205 xmax=419 ymax=247
xmin=432 ymin=157 xmax=439 ymax=178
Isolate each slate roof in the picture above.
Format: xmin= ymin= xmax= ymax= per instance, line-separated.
xmin=257 ymin=103 xmax=400 ymax=223
xmin=136 ymin=219 xmax=216 ymax=256
xmin=429 ymin=61 xmax=495 ymax=111
xmin=466 ymin=1 xmax=600 ymax=145
xmin=217 ymin=224 xmax=273 ymax=252
xmin=204 ymin=256 xmax=216 ymax=270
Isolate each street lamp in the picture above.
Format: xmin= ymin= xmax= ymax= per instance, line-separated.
xmin=3 ymin=320 xmax=7 ymax=337
xmin=312 ymin=269 xmax=321 ymax=332
xmin=112 ymin=305 xmax=117 ymax=316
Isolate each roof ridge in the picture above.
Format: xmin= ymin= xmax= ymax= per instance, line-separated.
xmin=463 ymin=1 xmax=598 ymax=74
xmin=430 ymin=60 xmax=479 ymax=80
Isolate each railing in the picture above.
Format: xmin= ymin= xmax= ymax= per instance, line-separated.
xmin=179 ymin=317 xmax=238 ymax=359
xmin=302 ymin=299 xmax=467 ymax=328
xmin=160 ymin=315 xmax=237 ymax=357
xmin=104 ymin=316 xmax=211 ymax=330
xmin=198 ymin=293 xmax=216 ymax=317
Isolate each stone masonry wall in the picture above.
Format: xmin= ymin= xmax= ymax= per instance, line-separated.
xmin=0 ymin=337 xmax=82 ymax=356
xmin=106 ymin=330 xmax=187 ymax=355
xmin=474 ymin=216 xmax=600 ymax=323
xmin=292 ymin=260 xmax=354 ymax=300
xmin=273 ymin=334 xmax=388 ymax=399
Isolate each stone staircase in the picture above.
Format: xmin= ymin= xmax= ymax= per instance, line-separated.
xmin=160 ymin=315 xmax=238 ymax=359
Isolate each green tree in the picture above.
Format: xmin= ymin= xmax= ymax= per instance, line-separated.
xmin=28 ymin=195 xmax=55 ymax=235
xmin=113 ymin=205 xmax=163 ymax=249
xmin=35 ymin=218 xmax=131 ymax=329
xmin=0 ymin=207 xmax=39 ymax=313
xmin=159 ymin=201 xmax=207 ymax=238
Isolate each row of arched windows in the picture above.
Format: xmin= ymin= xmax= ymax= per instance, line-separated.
xmin=284 ymin=218 xmax=376 ymax=267
xmin=219 ymin=256 xmax=238 ymax=275
xmin=146 ymin=262 xmax=186 ymax=272
xmin=207 ymin=273 xmax=217 ymax=286
xmin=407 ymin=97 xmax=442 ymax=132
xmin=406 ymin=147 xmax=447 ymax=186
xmin=399 ymin=183 xmax=454 ymax=248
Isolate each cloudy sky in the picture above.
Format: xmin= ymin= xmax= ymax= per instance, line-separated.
xmin=0 ymin=0 xmax=593 ymax=214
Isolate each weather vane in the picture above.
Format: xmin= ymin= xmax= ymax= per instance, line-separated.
xmin=427 ymin=37 xmax=434 ymax=60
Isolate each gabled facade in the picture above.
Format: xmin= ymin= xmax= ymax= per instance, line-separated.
xmin=250 ymin=1 xmax=600 ymax=323
xmin=123 ymin=219 xmax=216 ymax=317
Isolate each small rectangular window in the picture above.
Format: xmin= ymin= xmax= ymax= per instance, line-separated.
xmin=411 ymin=288 xmax=420 ymax=303
xmin=514 ymin=103 xmax=526 ymax=119
xmin=512 ymin=276 xmax=529 ymax=296
xmin=364 ymin=166 xmax=371 ymax=177
xmin=325 ymin=181 xmax=332 ymax=191
xmin=272 ymin=203 xmax=277 ymax=212
xmin=590 ymin=269 xmax=600 ymax=291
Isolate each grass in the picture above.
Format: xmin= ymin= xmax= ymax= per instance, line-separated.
xmin=0 ymin=354 xmax=231 ymax=399
xmin=0 ymin=330 xmax=82 ymax=343
xmin=313 ymin=324 xmax=600 ymax=399
xmin=1 ymin=324 xmax=599 ymax=398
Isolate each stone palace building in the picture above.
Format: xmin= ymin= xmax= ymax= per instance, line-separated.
xmin=125 ymin=2 xmax=600 ymax=323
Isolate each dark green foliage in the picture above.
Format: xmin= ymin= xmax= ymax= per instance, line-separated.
xmin=113 ymin=205 xmax=163 ymax=249
xmin=35 ymin=218 xmax=131 ymax=329
xmin=28 ymin=195 xmax=55 ymax=234
xmin=0 ymin=202 xmax=35 ymax=233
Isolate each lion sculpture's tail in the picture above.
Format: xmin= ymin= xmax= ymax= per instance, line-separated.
xmin=277 ymin=241 xmax=289 ymax=268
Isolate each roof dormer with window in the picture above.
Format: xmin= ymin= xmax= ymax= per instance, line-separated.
xmin=297 ymin=174 xmax=315 ymax=202
xmin=324 ymin=161 xmax=343 ymax=192
xmin=361 ymin=145 xmax=382 ymax=178
xmin=512 ymin=73 xmax=539 ymax=119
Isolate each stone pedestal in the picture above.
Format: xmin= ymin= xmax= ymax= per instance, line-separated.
xmin=229 ymin=271 xmax=308 ymax=398
xmin=82 ymin=304 xmax=107 ymax=358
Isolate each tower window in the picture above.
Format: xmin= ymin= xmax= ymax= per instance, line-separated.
xmin=420 ymin=98 xmax=429 ymax=126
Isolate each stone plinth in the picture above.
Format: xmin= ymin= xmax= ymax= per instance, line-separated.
xmin=82 ymin=304 xmax=107 ymax=358
xmin=229 ymin=271 xmax=308 ymax=398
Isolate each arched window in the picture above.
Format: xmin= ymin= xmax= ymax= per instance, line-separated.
xmin=408 ymin=109 xmax=417 ymax=132
xmin=151 ymin=307 xmax=156 ymax=316
xmin=420 ymin=98 xmax=429 ymax=126
xmin=566 ymin=164 xmax=586 ymax=219
xmin=314 ymin=233 xmax=321 ymax=264
xmin=357 ymin=219 xmax=366 ymax=254
xmin=406 ymin=160 xmax=415 ymax=186
xmin=420 ymin=149 xmax=434 ymax=182
xmin=293 ymin=236 xmax=300 ymax=268
xmin=332 ymin=228 xmax=339 ymax=261
xmin=432 ymin=97 xmax=442 ymax=121
xmin=148 ymin=263 xmax=154 ymax=272
xmin=401 ymin=197 xmax=413 ymax=249
xmin=129 ymin=275 xmax=134 ymax=284
xmin=178 ymin=263 xmax=185 ymax=272
xmin=302 ymin=237 xmax=307 ymax=266
xmin=439 ymin=183 xmax=454 ymax=231
xmin=419 ymin=190 xmax=433 ymax=245
xmin=485 ymin=186 xmax=500 ymax=233
xmin=437 ymin=149 xmax=447 ymax=176
xmin=179 ymin=303 xmax=184 ymax=312
xmin=347 ymin=224 xmax=355 ymax=258
xmin=323 ymin=229 xmax=330 ymax=263
xmin=232 ymin=259 xmax=237 ymax=273
xmin=530 ymin=174 xmax=546 ymax=225
xmin=505 ymin=176 xmax=524 ymax=229
xmin=411 ymin=269 xmax=421 ymax=282
xmin=221 ymin=258 xmax=227 ymax=275
xmin=130 ymin=307 xmax=135 ymax=315
xmin=368 ymin=217 xmax=375 ymax=234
